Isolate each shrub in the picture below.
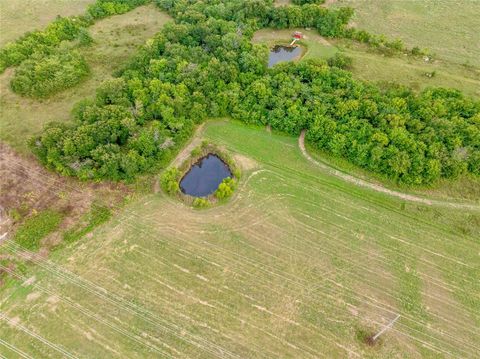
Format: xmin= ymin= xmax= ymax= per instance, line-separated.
xmin=160 ymin=167 xmax=181 ymax=195
xmin=192 ymin=198 xmax=210 ymax=208
xmin=87 ymin=0 xmax=149 ymax=19
xmin=292 ymin=0 xmax=325 ymax=4
xmin=190 ymin=147 xmax=201 ymax=157
xmin=78 ymin=28 xmax=94 ymax=46
xmin=14 ymin=210 xmax=63 ymax=250
xmin=215 ymin=177 xmax=236 ymax=200
xmin=10 ymin=49 xmax=90 ymax=98
xmin=327 ymin=52 xmax=353 ymax=69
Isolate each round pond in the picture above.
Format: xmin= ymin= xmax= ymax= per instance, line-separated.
xmin=268 ymin=45 xmax=302 ymax=67
xmin=180 ymin=154 xmax=232 ymax=197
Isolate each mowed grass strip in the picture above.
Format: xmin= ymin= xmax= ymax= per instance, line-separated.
xmin=0 ymin=121 xmax=479 ymax=358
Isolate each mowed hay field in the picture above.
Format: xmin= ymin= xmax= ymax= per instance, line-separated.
xmin=1 ymin=121 xmax=479 ymax=358
xmin=0 ymin=4 xmax=171 ymax=153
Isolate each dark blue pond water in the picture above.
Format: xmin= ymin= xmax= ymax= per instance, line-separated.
xmin=180 ymin=154 xmax=232 ymax=197
xmin=268 ymin=45 xmax=302 ymax=67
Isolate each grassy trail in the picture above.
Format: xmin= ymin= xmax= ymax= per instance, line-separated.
xmin=299 ymin=131 xmax=480 ymax=211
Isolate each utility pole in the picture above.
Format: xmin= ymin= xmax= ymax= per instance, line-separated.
xmin=372 ymin=314 xmax=401 ymax=341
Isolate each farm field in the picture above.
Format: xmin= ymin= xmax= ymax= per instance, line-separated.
xmin=1 ymin=121 xmax=479 ymax=358
xmin=0 ymin=4 xmax=171 ymax=153
xmin=253 ymin=29 xmax=480 ymax=98
xmin=1 ymin=0 xmax=480 ymax=358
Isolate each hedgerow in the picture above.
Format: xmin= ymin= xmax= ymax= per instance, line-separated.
xmin=29 ymin=0 xmax=479 ymax=185
xmin=87 ymin=0 xmax=149 ymax=19
xmin=11 ymin=49 xmax=90 ymax=98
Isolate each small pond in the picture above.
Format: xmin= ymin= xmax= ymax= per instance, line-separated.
xmin=268 ymin=45 xmax=302 ymax=67
xmin=180 ymin=154 xmax=232 ymax=197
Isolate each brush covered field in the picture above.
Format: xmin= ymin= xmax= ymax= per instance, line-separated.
xmin=1 ymin=0 xmax=480 ymax=358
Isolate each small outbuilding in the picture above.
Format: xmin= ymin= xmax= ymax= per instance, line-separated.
xmin=290 ymin=31 xmax=304 ymax=46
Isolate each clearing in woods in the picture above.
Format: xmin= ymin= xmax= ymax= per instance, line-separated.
xmin=1 ymin=121 xmax=479 ymax=358
xmin=0 ymin=4 xmax=172 ymax=153
xmin=253 ymin=28 xmax=480 ymax=99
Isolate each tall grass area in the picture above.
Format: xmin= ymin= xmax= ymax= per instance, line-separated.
xmin=13 ymin=210 xmax=63 ymax=250
xmin=1 ymin=121 xmax=478 ymax=358
xmin=62 ymin=204 xmax=112 ymax=244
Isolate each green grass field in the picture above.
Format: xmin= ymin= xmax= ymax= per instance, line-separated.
xmin=0 ymin=0 xmax=95 ymax=47
xmin=332 ymin=0 xmax=480 ymax=67
xmin=1 ymin=121 xmax=479 ymax=358
xmin=0 ymin=4 xmax=171 ymax=153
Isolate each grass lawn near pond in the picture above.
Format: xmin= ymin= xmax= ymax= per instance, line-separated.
xmin=1 ymin=120 xmax=478 ymax=358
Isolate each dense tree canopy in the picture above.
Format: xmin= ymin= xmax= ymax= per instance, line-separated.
xmin=11 ymin=48 xmax=90 ymax=98
xmin=27 ymin=0 xmax=479 ymax=184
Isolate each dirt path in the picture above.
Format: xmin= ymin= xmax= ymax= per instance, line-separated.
xmin=299 ymin=131 xmax=479 ymax=211
xmin=171 ymin=123 xmax=205 ymax=167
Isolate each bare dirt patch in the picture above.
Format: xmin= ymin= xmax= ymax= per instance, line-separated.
xmin=355 ymin=326 xmax=381 ymax=348
xmin=1 ymin=142 xmax=86 ymax=225
xmin=0 ymin=142 xmax=129 ymax=263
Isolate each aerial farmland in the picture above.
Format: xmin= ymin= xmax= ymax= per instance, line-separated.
xmin=1 ymin=1 xmax=479 ymax=357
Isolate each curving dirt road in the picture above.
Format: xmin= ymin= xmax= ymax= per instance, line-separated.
xmin=299 ymin=131 xmax=479 ymax=211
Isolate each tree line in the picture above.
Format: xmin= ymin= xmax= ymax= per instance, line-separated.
xmin=26 ymin=0 xmax=479 ymax=184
